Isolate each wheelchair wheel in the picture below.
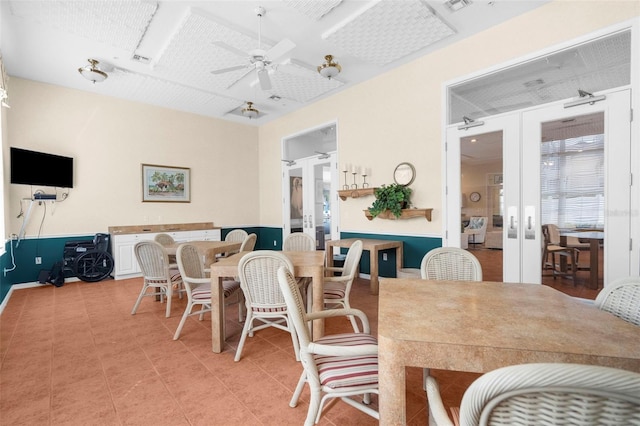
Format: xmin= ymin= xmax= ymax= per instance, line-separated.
xmin=74 ymin=250 xmax=114 ymax=282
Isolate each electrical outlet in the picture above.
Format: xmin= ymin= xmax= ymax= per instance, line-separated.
xmin=35 ymin=257 xmax=42 ymax=265
xmin=383 ymin=253 xmax=388 ymax=261
xmin=273 ymin=240 xmax=277 ymax=246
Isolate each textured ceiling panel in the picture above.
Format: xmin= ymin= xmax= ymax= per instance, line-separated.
xmin=101 ymin=69 xmax=241 ymax=117
xmin=267 ymin=60 xmax=343 ymax=103
xmin=282 ymin=0 xmax=343 ymax=21
xmin=449 ymin=30 xmax=631 ymax=123
xmin=322 ymin=0 xmax=455 ymax=65
xmin=9 ymin=0 xmax=157 ymax=51
xmin=154 ymin=9 xmax=271 ymax=92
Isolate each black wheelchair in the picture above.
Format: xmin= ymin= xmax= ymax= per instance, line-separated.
xmin=63 ymin=233 xmax=114 ymax=282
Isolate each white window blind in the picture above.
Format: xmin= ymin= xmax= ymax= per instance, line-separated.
xmin=540 ymin=134 xmax=604 ymax=229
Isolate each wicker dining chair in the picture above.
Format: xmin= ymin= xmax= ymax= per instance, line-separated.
xmin=322 ymin=239 xmax=364 ymax=332
xmin=173 ymin=244 xmax=244 ymax=340
xmin=240 ymin=233 xmax=257 ymax=252
xmin=426 ymin=363 xmax=640 ymax=426
xmin=283 ymin=232 xmax=316 ymax=303
xmin=221 ymin=229 xmax=248 ymax=257
xmin=420 ymin=247 xmax=483 ymax=281
xmin=594 ymin=276 xmax=640 ymax=326
xmin=234 ymin=251 xmax=298 ymax=362
xmin=131 ymin=240 xmax=183 ymax=318
xmin=277 ymin=266 xmax=379 ymax=426
xmin=283 ymin=232 xmax=316 ymax=251
xmin=154 ymin=233 xmax=178 ymax=268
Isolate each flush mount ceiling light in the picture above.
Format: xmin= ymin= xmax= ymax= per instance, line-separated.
xmin=317 ymin=55 xmax=341 ymax=79
xmin=78 ymin=59 xmax=108 ymax=83
xmin=445 ymin=0 xmax=472 ymax=12
xmin=242 ymin=101 xmax=260 ymax=119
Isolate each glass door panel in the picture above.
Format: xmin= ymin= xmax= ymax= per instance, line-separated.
xmin=445 ymin=113 xmax=520 ymax=282
xmin=522 ymin=89 xmax=631 ymax=288
xmin=283 ymin=153 xmax=338 ymax=250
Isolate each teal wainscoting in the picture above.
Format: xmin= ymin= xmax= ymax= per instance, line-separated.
xmin=339 ymin=232 xmax=441 ymax=278
xmin=0 ymin=229 xmax=436 ymax=305
xmin=1 ymin=235 xmax=96 ymax=303
xmin=221 ymin=227 xmax=283 ymax=251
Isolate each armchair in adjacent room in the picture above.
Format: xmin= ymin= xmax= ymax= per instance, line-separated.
xmin=463 ymin=216 xmax=487 ymax=244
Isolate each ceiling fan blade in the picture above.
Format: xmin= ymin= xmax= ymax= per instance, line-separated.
xmin=211 ymin=64 xmax=248 ymax=75
xmin=257 ymin=69 xmax=272 ymax=90
xmin=212 ymin=41 xmax=248 ymax=58
xmin=266 ymin=38 xmax=295 ymax=61
xmin=226 ymin=67 xmax=256 ymax=89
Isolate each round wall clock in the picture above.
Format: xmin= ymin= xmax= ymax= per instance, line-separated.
xmin=470 ymin=191 xmax=481 ymax=202
xmin=393 ymin=162 xmax=416 ymax=186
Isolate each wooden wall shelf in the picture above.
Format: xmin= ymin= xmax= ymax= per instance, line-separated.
xmin=338 ymin=187 xmax=377 ymax=200
xmin=364 ymin=208 xmax=432 ymax=221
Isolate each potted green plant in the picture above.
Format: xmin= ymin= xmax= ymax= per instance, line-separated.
xmin=367 ymin=184 xmax=412 ymax=218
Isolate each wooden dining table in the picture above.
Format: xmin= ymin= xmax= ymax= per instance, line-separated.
xmin=378 ymin=278 xmax=640 ymax=425
xmin=325 ymin=238 xmax=403 ymax=295
xmin=165 ymin=240 xmax=241 ymax=267
xmin=208 ymin=250 xmax=326 ymax=353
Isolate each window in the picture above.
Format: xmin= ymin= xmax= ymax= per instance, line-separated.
xmin=540 ymin=133 xmax=604 ymax=229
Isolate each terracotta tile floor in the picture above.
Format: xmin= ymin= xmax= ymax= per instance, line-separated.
xmin=0 ymin=253 xmax=598 ymax=426
xmin=2 ymin=275 xmax=475 ymax=425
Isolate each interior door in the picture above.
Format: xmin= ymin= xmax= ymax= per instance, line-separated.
xmin=283 ymin=153 xmax=338 ymax=250
xmin=522 ymin=89 xmax=631 ymax=285
xmin=445 ymin=113 xmax=520 ymax=282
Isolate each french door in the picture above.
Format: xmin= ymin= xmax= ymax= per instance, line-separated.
xmin=445 ymin=113 xmax=520 ymax=282
xmin=521 ymin=89 xmax=631 ymax=285
xmin=283 ymin=153 xmax=338 ymax=250
xmin=445 ymin=89 xmax=631 ymax=285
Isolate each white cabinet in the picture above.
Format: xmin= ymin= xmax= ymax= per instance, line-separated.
xmin=111 ymin=228 xmax=221 ymax=280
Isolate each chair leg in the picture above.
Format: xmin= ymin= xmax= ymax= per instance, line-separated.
xmin=290 ymin=371 xmax=307 ymax=407
xmin=570 ymin=249 xmax=578 ymax=285
xmin=173 ymin=302 xmax=193 ymax=340
xmin=131 ymin=285 xmax=148 ymax=315
xmin=165 ymin=285 xmax=172 ymax=318
xmin=307 ymin=389 xmax=323 ymax=426
xmin=234 ymin=313 xmax=254 ymax=362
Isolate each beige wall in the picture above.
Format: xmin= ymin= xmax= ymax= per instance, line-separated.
xmin=259 ymin=1 xmax=639 ymax=237
xmin=6 ymin=78 xmax=259 ymax=237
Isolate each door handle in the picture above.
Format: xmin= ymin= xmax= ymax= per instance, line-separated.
xmin=524 ymin=206 xmax=536 ymax=240
xmin=507 ymin=206 xmax=518 ymax=239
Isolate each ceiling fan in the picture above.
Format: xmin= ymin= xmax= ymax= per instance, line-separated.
xmin=211 ymin=6 xmax=295 ymax=90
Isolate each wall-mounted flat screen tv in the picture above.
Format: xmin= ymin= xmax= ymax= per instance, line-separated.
xmin=10 ymin=147 xmax=74 ymax=188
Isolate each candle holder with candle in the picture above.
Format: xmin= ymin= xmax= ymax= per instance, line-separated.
xmin=342 ymin=164 xmax=349 ymax=190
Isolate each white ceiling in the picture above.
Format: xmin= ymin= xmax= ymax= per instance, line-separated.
xmin=0 ymin=0 xmax=549 ymax=125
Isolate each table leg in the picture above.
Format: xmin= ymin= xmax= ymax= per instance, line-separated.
xmin=589 ymin=239 xmax=599 ymax=290
xmin=370 ymin=248 xmax=379 ymax=295
xmin=379 ymin=335 xmax=407 ymax=425
xmin=210 ymin=273 xmax=225 ymax=353
xmin=326 ymin=244 xmax=335 ymax=269
xmin=395 ymin=244 xmax=403 ymax=277
xmin=311 ymin=269 xmax=325 ymax=340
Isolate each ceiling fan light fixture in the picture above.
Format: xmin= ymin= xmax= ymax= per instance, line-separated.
xmin=242 ymin=101 xmax=260 ymax=119
xmin=78 ymin=59 xmax=108 ymax=83
xmin=317 ymin=55 xmax=341 ymax=79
